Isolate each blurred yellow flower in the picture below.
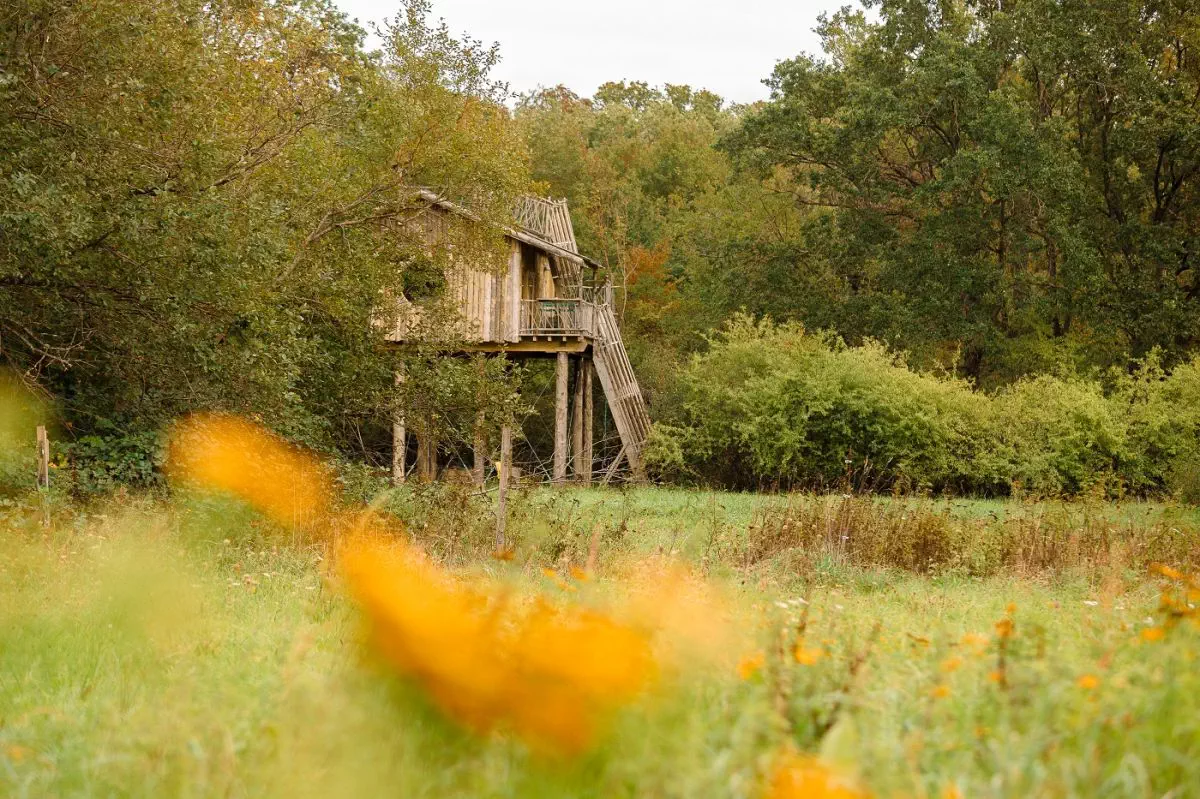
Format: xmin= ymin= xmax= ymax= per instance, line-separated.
xmin=738 ymin=652 xmax=765 ymax=680
xmin=765 ymin=750 xmax=870 ymax=799
xmin=1141 ymin=626 xmax=1166 ymax=642
xmin=940 ymin=656 xmax=963 ymax=673
xmin=167 ymin=414 xmax=334 ymax=537
xmin=1152 ymin=563 xmax=1185 ymax=582
xmin=960 ymin=632 xmax=989 ymax=653
xmin=994 ymin=618 xmax=1014 ymax=639
xmin=941 ymin=784 xmax=964 ymax=799
xmin=1077 ymin=674 xmax=1100 ymax=690
xmin=342 ymin=539 xmax=656 ymax=755
xmin=930 ymin=684 xmax=951 ymax=699
xmin=794 ymin=644 xmax=824 ymax=666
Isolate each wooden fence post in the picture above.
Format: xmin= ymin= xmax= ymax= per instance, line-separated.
xmin=36 ymin=425 xmax=50 ymax=490
xmin=36 ymin=425 xmax=50 ymax=528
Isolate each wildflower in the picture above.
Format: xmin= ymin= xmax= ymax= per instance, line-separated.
xmin=1077 ymin=674 xmax=1100 ymax=690
xmin=4 ymin=745 xmax=32 ymax=763
xmin=994 ymin=618 xmax=1014 ymax=639
xmin=738 ymin=652 xmax=765 ymax=680
xmin=940 ymin=656 xmax=963 ymax=674
xmin=166 ymin=414 xmax=335 ymax=536
xmin=960 ymin=632 xmax=989 ymax=651
xmin=942 ymin=784 xmax=964 ymax=799
xmin=1141 ymin=626 xmax=1166 ymax=642
xmin=766 ymin=750 xmax=870 ymax=799
xmin=1152 ymin=563 xmax=1185 ymax=581
xmin=1005 ymin=602 xmax=1017 ymax=614
xmin=341 ymin=539 xmax=656 ymax=755
xmin=987 ymin=670 xmax=1004 ymax=684
xmin=569 ymin=565 xmax=589 ymax=582
xmin=930 ymin=684 xmax=951 ymax=699
xmin=794 ymin=644 xmax=824 ymax=666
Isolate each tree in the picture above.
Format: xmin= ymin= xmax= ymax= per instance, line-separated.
xmin=730 ymin=0 xmax=1200 ymax=385
xmin=1 ymin=0 xmax=529 ymax=468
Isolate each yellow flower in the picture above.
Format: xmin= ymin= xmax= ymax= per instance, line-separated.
xmin=940 ymin=656 xmax=963 ymax=674
xmin=794 ymin=644 xmax=824 ymax=666
xmin=766 ymin=750 xmax=871 ymax=799
xmin=930 ymin=683 xmax=951 ymax=699
xmin=342 ymin=539 xmax=655 ymax=756
xmin=569 ymin=566 xmax=589 ymax=582
xmin=941 ymin=784 xmax=964 ymax=799
xmin=166 ymin=414 xmax=335 ymax=537
xmin=1152 ymin=563 xmax=1185 ymax=581
xmin=1141 ymin=626 xmax=1166 ymax=642
xmin=1077 ymin=674 xmax=1100 ymax=690
xmin=994 ymin=618 xmax=1014 ymax=639
xmin=960 ymin=632 xmax=989 ymax=652
xmin=1005 ymin=602 xmax=1017 ymax=614
xmin=737 ymin=652 xmax=765 ymax=680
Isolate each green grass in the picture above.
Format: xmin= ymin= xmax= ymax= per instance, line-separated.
xmin=3 ymin=489 xmax=1200 ymax=797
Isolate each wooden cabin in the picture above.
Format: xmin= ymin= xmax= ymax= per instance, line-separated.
xmin=386 ymin=191 xmax=651 ymax=483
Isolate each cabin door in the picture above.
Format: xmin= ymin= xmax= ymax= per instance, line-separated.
xmin=520 ymin=244 xmax=538 ymax=301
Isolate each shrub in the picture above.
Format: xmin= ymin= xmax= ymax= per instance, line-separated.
xmin=992 ymin=375 xmax=1127 ymax=496
xmin=664 ymin=316 xmax=1003 ymax=493
xmin=660 ymin=317 xmax=1200 ymax=498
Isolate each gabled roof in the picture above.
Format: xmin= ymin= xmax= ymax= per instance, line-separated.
xmin=416 ymin=189 xmax=601 ymax=270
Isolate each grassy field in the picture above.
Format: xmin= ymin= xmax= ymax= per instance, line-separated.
xmin=4 ymin=483 xmax=1200 ymax=798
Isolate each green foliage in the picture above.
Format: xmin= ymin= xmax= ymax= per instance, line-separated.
xmin=62 ymin=430 xmax=165 ymax=495
xmin=661 ymin=316 xmax=998 ymax=492
xmin=730 ymin=0 xmax=1200 ymax=385
xmin=658 ymin=316 xmax=1200 ymax=497
xmin=1 ymin=0 xmax=531 ymax=483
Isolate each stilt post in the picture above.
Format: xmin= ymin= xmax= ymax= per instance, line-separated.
xmin=472 ymin=410 xmax=486 ymax=488
xmin=582 ymin=358 xmax=593 ymax=486
xmin=496 ymin=423 xmax=512 ymax=550
xmin=571 ymin=355 xmax=585 ymax=480
xmin=554 ymin=351 xmax=568 ymax=485
xmin=392 ymin=369 xmax=406 ymax=485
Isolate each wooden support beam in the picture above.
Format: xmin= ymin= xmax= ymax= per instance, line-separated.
xmin=582 ymin=359 xmax=593 ymax=486
xmin=571 ymin=355 xmax=585 ymax=480
xmin=601 ymin=444 xmax=627 ymax=486
xmin=473 ymin=410 xmax=487 ymax=488
xmin=496 ymin=424 xmax=512 ymax=551
xmin=392 ymin=369 xmax=406 ymax=485
xmin=554 ymin=350 xmax=568 ymax=485
xmin=416 ymin=430 xmax=437 ymax=482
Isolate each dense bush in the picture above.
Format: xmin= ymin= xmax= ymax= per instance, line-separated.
xmin=649 ymin=316 xmax=1200 ymax=498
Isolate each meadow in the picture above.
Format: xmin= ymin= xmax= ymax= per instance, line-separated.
xmin=5 ymin=465 xmax=1200 ymax=798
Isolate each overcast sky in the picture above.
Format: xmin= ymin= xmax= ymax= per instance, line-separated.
xmin=332 ymin=0 xmax=843 ymax=105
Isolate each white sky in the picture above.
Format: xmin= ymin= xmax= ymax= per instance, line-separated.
xmin=333 ymin=0 xmax=843 ymax=105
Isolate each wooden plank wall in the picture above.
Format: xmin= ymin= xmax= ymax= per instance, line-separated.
xmin=391 ymin=204 xmax=577 ymax=345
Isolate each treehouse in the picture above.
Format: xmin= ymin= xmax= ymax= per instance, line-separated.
xmin=385 ymin=191 xmax=651 ymax=484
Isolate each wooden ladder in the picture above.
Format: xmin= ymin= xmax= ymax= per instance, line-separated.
xmin=591 ymin=303 xmax=652 ymax=481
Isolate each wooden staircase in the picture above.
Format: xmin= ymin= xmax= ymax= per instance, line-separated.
xmin=591 ymin=303 xmax=652 ymax=481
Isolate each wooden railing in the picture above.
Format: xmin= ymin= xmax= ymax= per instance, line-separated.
xmin=519 ymin=298 xmax=597 ymax=336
